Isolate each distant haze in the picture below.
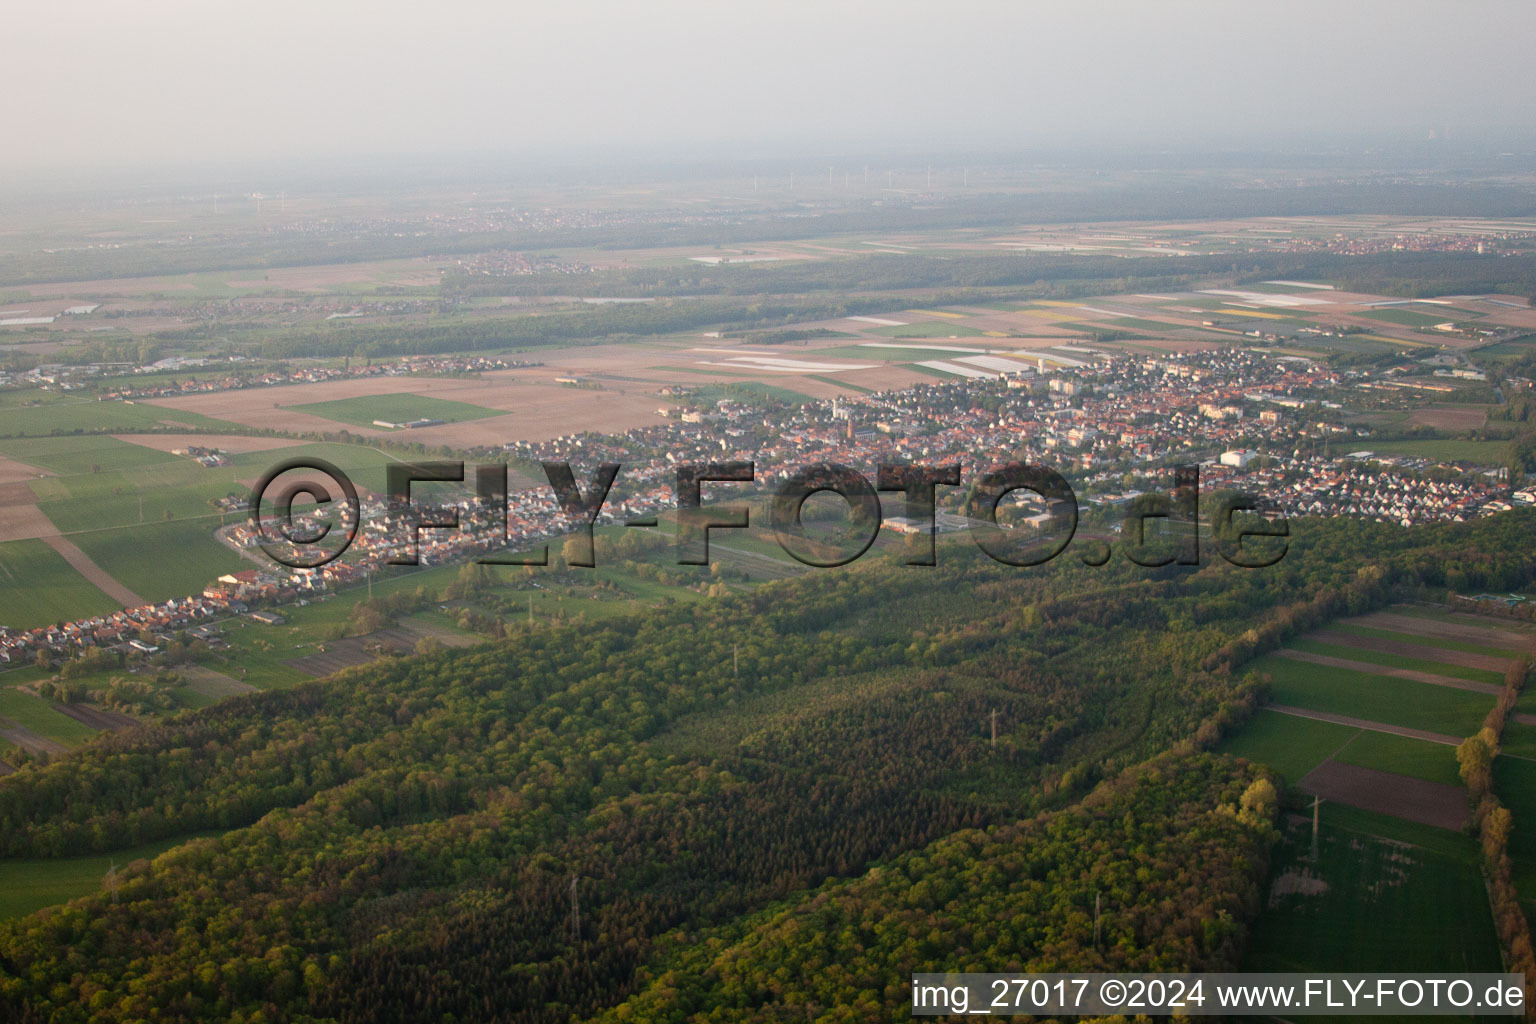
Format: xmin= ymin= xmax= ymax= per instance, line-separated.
xmin=5 ymin=0 xmax=1536 ymax=177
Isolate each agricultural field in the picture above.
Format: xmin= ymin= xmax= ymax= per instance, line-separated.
xmin=1358 ymin=307 xmax=1455 ymax=329
xmin=0 ymin=396 xmax=239 ymax=437
xmin=288 ymin=392 xmax=504 ymax=429
xmin=1252 ymin=654 xmax=1491 ymax=737
xmin=25 ymin=439 xmax=400 ymax=535
xmin=1501 ymin=722 xmax=1536 ymax=760
xmin=0 ymin=832 xmax=222 ymax=920
xmin=1229 ymin=604 xmax=1533 ymax=973
xmin=1332 ymin=621 xmax=1527 ymax=658
xmin=1405 ymin=404 xmax=1491 ymax=432
xmin=1331 ymin=731 xmax=1463 ymax=787
xmin=67 ymin=520 xmax=249 ymax=605
xmin=0 ymin=687 xmax=99 ymax=749
xmin=145 ymin=372 xmax=679 ymax=448
xmin=813 ymin=343 xmax=985 ymax=362
xmin=1287 ymin=635 xmax=1507 ymax=686
xmin=191 ymin=546 xmax=712 ymax=692
xmin=1493 ymin=757 xmax=1536 ymax=897
xmin=1361 ymin=439 xmax=1511 ymax=463
xmin=1242 ymin=804 xmax=1500 ymax=973
xmin=0 ymin=539 xmax=119 ymax=629
xmin=1216 ymin=707 xmax=1355 ymax=784
xmin=0 ymin=439 xmax=405 ymax=625
xmin=681 ymin=382 xmax=817 ymax=406
xmin=5 ymin=187 xmax=1536 ymax=1019
xmin=1474 ymin=333 xmax=1536 ymax=359
xmin=0 ymin=433 xmax=184 ymax=477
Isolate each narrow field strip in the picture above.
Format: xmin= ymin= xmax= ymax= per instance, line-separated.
xmin=1298 ymin=760 xmax=1468 ymax=830
xmin=1273 ymin=649 xmax=1502 ymax=694
xmin=39 ymin=534 xmax=144 ymax=608
xmin=1310 ymin=628 xmax=1520 ymax=673
xmin=1357 ymin=610 xmax=1535 ymax=648
xmin=1265 ymin=704 xmax=1461 ymax=746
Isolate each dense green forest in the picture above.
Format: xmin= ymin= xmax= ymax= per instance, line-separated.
xmin=0 ymin=511 xmax=1533 ymax=1022
xmin=590 ymin=755 xmax=1277 ymax=1024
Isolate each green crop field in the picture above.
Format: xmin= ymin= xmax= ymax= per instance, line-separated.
xmin=1294 ymin=334 xmax=1404 ymax=355
xmin=1103 ymin=316 xmax=1193 ymax=332
xmin=1252 ymin=655 xmax=1491 ymax=735
xmin=287 ymin=393 xmax=504 ymax=429
xmin=1494 ymin=758 xmax=1536 ymax=853
xmin=68 ymin=519 xmax=248 ymax=603
xmin=211 ymin=562 xmax=472 ymax=689
xmin=0 ymin=832 xmax=221 ymax=920
xmin=0 ymin=434 xmax=182 ymax=477
xmin=1494 ymin=757 xmax=1536 ymax=896
xmin=653 ymin=365 xmax=740 ymax=378
xmin=1359 ymin=308 xmax=1453 ymax=329
xmin=722 ymin=381 xmax=815 ymax=405
xmin=1333 ymin=622 xmax=1528 ymax=658
xmin=170 ymin=684 xmax=222 ymax=710
xmin=1475 ymin=333 xmax=1536 ymax=359
xmin=1215 ymin=708 xmax=1356 ymax=784
xmin=0 ymin=688 xmax=99 ymax=747
xmin=1358 ymin=439 xmax=1510 ymax=463
xmin=1332 ymin=731 xmax=1463 ymax=786
xmin=1389 ymin=605 xmax=1536 ymax=631
xmin=0 ymin=539 xmax=119 ymax=630
xmin=1500 ymin=722 xmax=1536 ymax=760
xmin=1241 ymin=282 xmax=1338 ymax=295
xmin=0 ymin=398 xmax=238 ymax=438
xmin=684 ymin=383 xmax=816 ymax=406
xmin=28 ymin=454 xmax=247 ymax=535
xmin=808 ymin=374 xmax=872 ymax=393
xmin=816 ymin=344 xmax=989 ymax=361
xmin=27 ymin=440 xmax=401 ymax=536
xmin=1243 ymin=804 xmax=1499 ymax=973
xmin=1289 ymin=636 xmax=1505 ymax=686
xmin=864 ymin=322 xmax=975 ymax=339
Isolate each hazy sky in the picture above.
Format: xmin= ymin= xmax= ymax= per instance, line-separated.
xmin=5 ymin=0 xmax=1535 ymax=175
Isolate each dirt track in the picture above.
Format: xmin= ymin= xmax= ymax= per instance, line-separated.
xmin=1272 ymin=649 xmax=1503 ymax=695
xmin=1265 ymin=704 xmax=1462 ymax=745
xmin=39 ymin=534 xmax=145 ymax=608
xmin=1299 ymin=760 xmax=1468 ymax=830
xmin=0 ymin=502 xmax=61 ymax=542
xmin=0 ymin=720 xmax=69 ymax=757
